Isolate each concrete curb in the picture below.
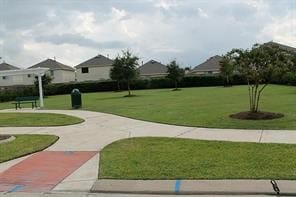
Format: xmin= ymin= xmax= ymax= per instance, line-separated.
xmin=91 ymin=179 xmax=296 ymax=195
xmin=0 ymin=136 xmax=15 ymax=144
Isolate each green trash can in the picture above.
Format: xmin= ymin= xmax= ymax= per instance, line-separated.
xmin=71 ymin=89 xmax=82 ymax=109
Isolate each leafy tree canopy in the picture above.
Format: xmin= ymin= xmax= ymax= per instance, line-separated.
xmin=166 ymin=60 xmax=185 ymax=90
xmin=227 ymin=43 xmax=294 ymax=112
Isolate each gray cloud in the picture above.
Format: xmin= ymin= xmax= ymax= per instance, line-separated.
xmin=35 ymin=34 xmax=127 ymax=49
xmin=0 ymin=0 xmax=295 ymax=68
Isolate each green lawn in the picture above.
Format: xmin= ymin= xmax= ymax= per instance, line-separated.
xmin=99 ymin=137 xmax=296 ymax=180
xmin=0 ymin=134 xmax=58 ymax=163
xmin=0 ymin=113 xmax=84 ymax=127
xmin=0 ymin=85 xmax=295 ymax=129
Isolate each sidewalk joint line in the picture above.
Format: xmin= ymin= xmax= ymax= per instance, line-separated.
xmin=259 ymin=130 xmax=264 ymax=143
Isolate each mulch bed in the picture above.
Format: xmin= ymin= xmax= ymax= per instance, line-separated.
xmin=0 ymin=135 xmax=11 ymax=141
xmin=230 ymin=111 xmax=284 ymax=120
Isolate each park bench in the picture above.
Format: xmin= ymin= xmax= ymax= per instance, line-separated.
xmin=12 ymin=96 xmax=39 ymax=110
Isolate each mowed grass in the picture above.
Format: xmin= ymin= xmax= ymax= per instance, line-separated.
xmin=0 ymin=85 xmax=295 ymax=129
xmin=99 ymin=137 xmax=296 ymax=180
xmin=0 ymin=113 xmax=84 ymax=127
xmin=0 ymin=134 xmax=58 ymax=163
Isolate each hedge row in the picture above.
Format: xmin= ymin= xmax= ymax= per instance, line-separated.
xmin=43 ymin=75 xmax=247 ymax=96
xmin=0 ymin=86 xmax=38 ymax=102
xmin=0 ymin=73 xmax=295 ymax=103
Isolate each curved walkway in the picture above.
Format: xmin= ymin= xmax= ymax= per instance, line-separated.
xmin=0 ymin=109 xmax=296 ymax=193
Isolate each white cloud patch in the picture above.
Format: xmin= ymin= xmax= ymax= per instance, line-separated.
xmin=111 ymin=7 xmax=130 ymax=21
xmin=197 ymin=8 xmax=209 ymax=18
xmin=154 ymin=0 xmax=179 ymax=10
xmin=258 ymin=12 xmax=296 ymax=47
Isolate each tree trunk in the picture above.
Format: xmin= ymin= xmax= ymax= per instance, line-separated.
xmin=255 ymin=84 xmax=268 ymax=112
xmin=253 ymin=84 xmax=259 ymax=112
xmin=127 ymin=81 xmax=131 ymax=96
xmin=250 ymin=85 xmax=255 ymax=112
xmin=248 ymin=81 xmax=252 ymax=111
xmin=175 ymin=81 xmax=178 ymax=90
xmin=248 ymin=83 xmax=268 ymax=113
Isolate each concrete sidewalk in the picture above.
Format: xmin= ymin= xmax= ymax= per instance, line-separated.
xmin=1 ymin=109 xmax=296 ymax=195
xmin=92 ymin=179 xmax=296 ymax=196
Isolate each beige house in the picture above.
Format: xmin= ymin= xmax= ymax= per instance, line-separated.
xmin=188 ymin=55 xmax=222 ymax=76
xmin=28 ymin=59 xmax=75 ymax=84
xmin=75 ymin=55 xmax=114 ymax=82
xmin=0 ymin=62 xmax=25 ymax=87
xmin=138 ymin=60 xmax=168 ymax=79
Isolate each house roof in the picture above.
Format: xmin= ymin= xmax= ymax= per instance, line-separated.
xmin=0 ymin=62 xmax=20 ymax=71
xmin=75 ymin=54 xmax=113 ymax=68
xmin=265 ymin=41 xmax=296 ymax=53
xmin=190 ymin=55 xmax=222 ymax=73
xmin=29 ymin=59 xmax=74 ymax=71
xmin=139 ymin=60 xmax=168 ymax=76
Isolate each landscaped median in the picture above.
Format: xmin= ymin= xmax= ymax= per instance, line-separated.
xmin=0 ymin=113 xmax=84 ymax=127
xmin=99 ymin=137 xmax=296 ymax=180
xmin=0 ymin=134 xmax=59 ymax=163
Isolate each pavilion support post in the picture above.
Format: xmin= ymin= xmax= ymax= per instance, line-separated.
xmin=38 ymin=74 xmax=44 ymax=109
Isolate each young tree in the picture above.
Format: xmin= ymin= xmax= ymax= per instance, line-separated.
xmin=110 ymin=57 xmax=124 ymax=91
xmin=113 ymin=50 xmax=139 ymax=96
xmin=166 ymin=60 xmax=185 ymax=90
xmin=228 ymin=43 xmax=293 ymax=113
xmin=220 ymin=54 xmax=236 ymax=86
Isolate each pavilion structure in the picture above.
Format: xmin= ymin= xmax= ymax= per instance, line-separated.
xmin=0 ymin=68 xmax=49 ymax=108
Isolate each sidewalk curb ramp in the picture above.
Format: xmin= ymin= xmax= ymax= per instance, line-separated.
xmin=91 ymin=179 xmax=296 ymax=195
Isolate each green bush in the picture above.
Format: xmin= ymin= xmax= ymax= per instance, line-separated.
xmin=0 ymin=86 xmax=37 ymax=102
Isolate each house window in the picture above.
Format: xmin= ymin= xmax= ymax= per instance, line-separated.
xmin=82 ymin=67 xmax=89 ymax=73
xmin=27 ymin=74 xmax=31 ymax=78
xmin=2 ymin=76 xmax=7 ymax=80
xmin=207 ymin=71 xmax=213 ymax=74
xmin=50 ymin=70 xmax=54 ymax=76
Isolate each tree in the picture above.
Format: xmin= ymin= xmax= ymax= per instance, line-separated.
xmin=228 ymin=43 xmax=293 ymax=113
xmin=166 ymin=60 xmax=185 ymax=90
xmin=220 ymin=54 xmax=236 ymax=86
xmin=110 ymin=57 xmax=124 ymax=91
xmin=113 ymin=50 xmax=139 ymax=96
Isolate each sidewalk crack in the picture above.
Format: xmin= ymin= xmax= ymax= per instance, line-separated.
xmin=175 ymin=128 xmax=196 ymax=137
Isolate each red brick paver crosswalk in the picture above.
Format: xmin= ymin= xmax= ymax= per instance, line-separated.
xmin=0 ymin=151 xmax=97 ymax=192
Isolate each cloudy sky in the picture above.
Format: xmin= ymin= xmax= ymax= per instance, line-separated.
xmin=0 ymin=0 xmax=295 ymax=68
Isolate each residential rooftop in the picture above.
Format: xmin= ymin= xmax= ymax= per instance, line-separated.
xmin=0 ymin=62 xmax=20 ymax=71
xmin=139 ymin=60 xmax=168 ymax=76
xmin=265 ymin=41 xmax=296 ymax=53
xmin=75 ymin=54 xmax=114 ymax=68
xmin=29 ymin=59 xmax=74 ymax=71
xmin=190 ymin=55 xmax=222 ymax=72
